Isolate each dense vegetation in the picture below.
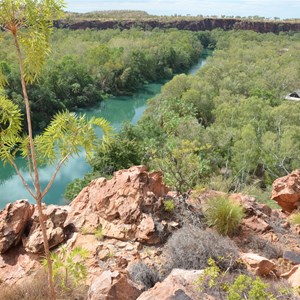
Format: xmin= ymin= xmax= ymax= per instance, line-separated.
xmin=66 ymin=29 xmax=300 ymax=201
xmin=1 ymin=28 xmax=203 ymax=132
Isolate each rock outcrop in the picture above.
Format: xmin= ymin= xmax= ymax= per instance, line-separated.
xmin=240 ymin=253 xmax=276 ymax=276
xmin=281 ymin=265 xmax=300 ymax=288
xmin=0 ymin=200 xmax=34 ymax=254
xmin=136 ymin=269 xmax=205 ymax=300
xmin=3 ymin=167 xmax=300 ymax=298
xmin=0 ymin=246 xmax=40 ymax=284
xmin=272 ymin=170 xmax=300 ymax=212
xmin=88 ymin=270 xmax=143 ymax=300
xmin=22 ymin=205 xmax=68 ymax=253
xmin=65 ymin=166 xmax=169 ymax=244
xmin=54 ymin=18 xmax=300 ymax=34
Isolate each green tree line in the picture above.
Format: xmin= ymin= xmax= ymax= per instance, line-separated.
xmin=66 ymin=29 xmax=300 ymax=200
xmin=1 ymin=28 xmax=203 ymax=132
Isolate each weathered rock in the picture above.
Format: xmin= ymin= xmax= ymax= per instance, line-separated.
xmin=229 ymin=193 xmax=272 ymax=217
xmin=281 ymin=265 xmax=300 ymax=287
xmin=240 ymin=253 xmax=276 ymax=276
xmin=65 ymin=166 xmax=169 ymax=244
xmin=87 ymin=270 xmax=143 ymax=300
xmin=272 ymin=170 xmax=300 ymax=212
xmin=230 ymin=193 xmax=257 ymax=215
xmin=137 ymin=269 xmax=205 ymax=300
xmin=22 ymin=205 xmax=68 ymax=253
xmin=242 ymin=216 xmax=271 ymax=233
xmin=283 ymin=251 xmax=300 ymax=265
xmin=0 ymin=200 xmax=34 ymax=254
xmin=0 ymin=246 xmax=40 ymax=284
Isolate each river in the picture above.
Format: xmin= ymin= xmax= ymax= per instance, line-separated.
xmin=0 ymin=52 xmax=209 ymax=209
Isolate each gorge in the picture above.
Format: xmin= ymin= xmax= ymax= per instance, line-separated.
xmin=0 ymin=53 xmax=209 ymax=209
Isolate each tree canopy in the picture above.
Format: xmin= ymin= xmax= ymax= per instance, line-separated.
xmin=66 ymin=29 xmax=300 ymax=199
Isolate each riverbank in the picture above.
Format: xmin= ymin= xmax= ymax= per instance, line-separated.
xmin=0 ymin=53 xmax=209 ymax=209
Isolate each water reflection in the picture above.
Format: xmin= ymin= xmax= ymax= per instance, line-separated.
xmin=84 ymin=83 xmax=162 ymax=129
xmin=0 ymin=83 xmax=162 ymax=208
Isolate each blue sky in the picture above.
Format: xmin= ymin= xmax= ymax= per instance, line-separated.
xmin=66 ymin=0 xmax=299 ymax=19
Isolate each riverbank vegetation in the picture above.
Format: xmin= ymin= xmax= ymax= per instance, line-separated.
xmin=66 ymin=29 xmax=300 ymax=202
xmin=1 ymin=28 xmax=203 ymax=132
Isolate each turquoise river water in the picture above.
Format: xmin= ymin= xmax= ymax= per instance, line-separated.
xmin=0 ymin=53 xmax=209 ymax=208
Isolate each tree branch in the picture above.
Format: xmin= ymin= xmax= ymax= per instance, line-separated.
xmin=41 ymin=154 xmax=70 ymax=198
xmin=8 ymin=158 xmax=36 ymax=200
xmin=27 ymin=153 xmax=35 ymax=187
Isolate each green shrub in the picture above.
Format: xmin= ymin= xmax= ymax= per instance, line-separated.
xmin=150 ymin=139 xmax=210 ymax=194
xmin=163 ymin=199 xmax=175 ymax=212
xmin=227 ymin=275 xmax=273 ymax=300
xmin=289 ymin=212 xmax=300 ymax=225
xmin=205 ymin=174 xmax=233 ymax=193
xmin=42 ymin=246 xmax=89 ymax=290
xmin=90 ymin=133 xmax=143 ymax=177
xmin=94 ymin=224 xmax=103 ymax=240
xmin=197 ymin=259 xmax=296 ymax=300
xmin=203 ymin=196 xmax=245 ymax=236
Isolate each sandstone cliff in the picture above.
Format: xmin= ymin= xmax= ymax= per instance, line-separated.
xmin=54 ymin=18 xmax=300 ymax=33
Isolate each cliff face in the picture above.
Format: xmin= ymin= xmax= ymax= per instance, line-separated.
xmin=54 ymin=18 xmax=300 ymax=33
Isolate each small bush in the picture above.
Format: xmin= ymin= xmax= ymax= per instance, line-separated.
xmin=197 ymin=259 xmax=298 ymax=300
xmin=289 ymin=212 xmax=300 ymax=225
xmin=162 ymin=225 xmax=242 ymax=277
xmin=227 ymin=274 xmax=273 ymax=299
xmin=203 ymin=196 xmax=245 ymax=236
xmin=128 ymin=262 xmax=160 ymax=290
xmin=206 ymin=174 xmax=233 ymax=193
xmin=244 ymin=234 xmax=283 ymax=259
xmin=42 ymin=246 xmax=89 ymax=290
xmin=94 ymin=224 xmax=103 ymax=240
xmin=150 ymin=139 xmax=210 ymax=194
xmin=163 ymin=199 xmax=175 ymax=212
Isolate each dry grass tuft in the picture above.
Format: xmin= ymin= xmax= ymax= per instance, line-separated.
xmin=0 ymin=269 xmax=88 ymax=300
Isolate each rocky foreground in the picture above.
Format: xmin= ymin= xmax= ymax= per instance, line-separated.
xmin=1 ymin=166 xmax=300 ymax=299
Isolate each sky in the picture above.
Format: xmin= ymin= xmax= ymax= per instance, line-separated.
xmin=66 ymin=0 xmax=300 ymax=19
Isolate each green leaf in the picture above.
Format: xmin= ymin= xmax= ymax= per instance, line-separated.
xmin=35 ymin=111 xmax=112 ymax=165
xmin=0 ymin=0 xmax=66 ymax=83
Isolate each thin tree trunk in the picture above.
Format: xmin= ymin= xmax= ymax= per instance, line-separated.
xmin=12 ymin=31 xmax=57 ymax=300
xmin=36 ymin=197 xmax=56 ymax=300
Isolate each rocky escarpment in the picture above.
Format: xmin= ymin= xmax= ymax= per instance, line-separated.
xmin=65 ymin=165 xmax=169 ymax=244
xmin=54 ymin=18 xmax=300 ymax=33
xmin=0 ymin=166 xmax=171 ymax=286
xmin=2 ymin=167 xmax=300 ymax=299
